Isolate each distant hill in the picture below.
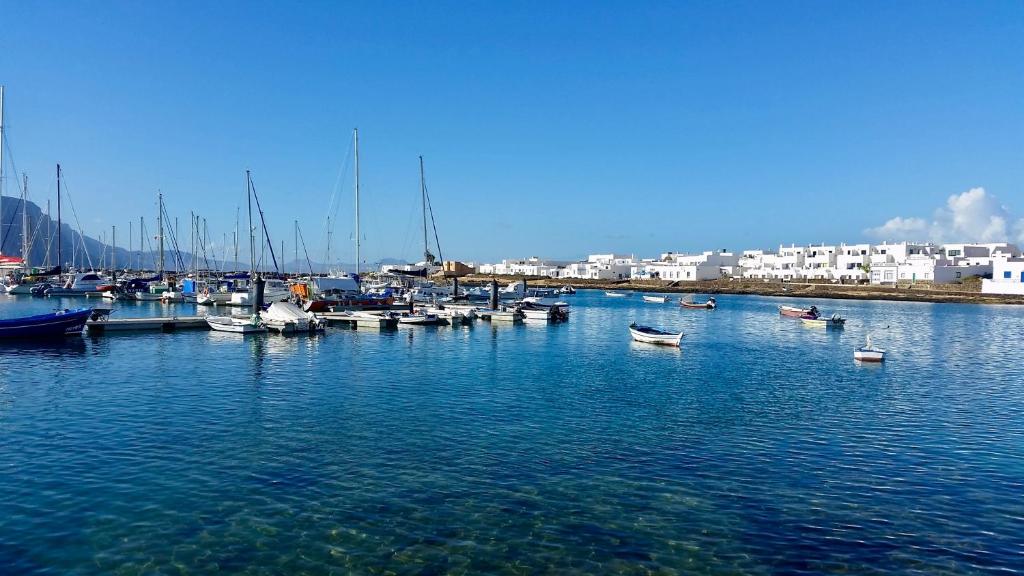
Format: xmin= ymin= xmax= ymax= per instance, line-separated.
xmin=0 ymin=197 xmax=409 ymax=274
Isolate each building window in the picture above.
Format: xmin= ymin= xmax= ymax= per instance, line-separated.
xmin=884 ymin=271 xmax=894 ymax=280
xmin=881 ymin=250 xmax=887 ymax=255
xmin=956 ymin=272 xmax=961 ymax=279
xmin=949 ymin=250 xmax=961 ymax=257
xmin=1004 ymin=271 xmax=1012 ymax=279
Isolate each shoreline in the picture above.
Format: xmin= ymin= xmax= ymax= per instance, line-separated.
xmin=459 ymin=275 xmax=1024 ymax=306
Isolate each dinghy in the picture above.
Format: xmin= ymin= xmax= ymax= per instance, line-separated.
xmin=605 ymin=291 xmax=630 ymax=298
xmin=206 ymin=314 xmax=266 ymax=334
xmin=628 ymin=322 xmax=683 ymax=346
xmin=801 ymin=313 xmax=845 ymax=328
xmin=642 ymin=295 xmax=670 ymax=304
xmin=681 ymin=296 xmax=716 ymax=310
xmin=780 ymin=305 xmax=817 ymax=318
xmin=854 ymin=334 xmax=886 ymax=362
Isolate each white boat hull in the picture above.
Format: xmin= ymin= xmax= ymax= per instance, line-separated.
xmin=642 ymin=295 xmax=669 ymax=303
xmin=854 ymin=349 xmax=885 ymax=362
xmin=206 ymin=315 xmax=266 ymax=334
xmin=628 ymin=326 xmax=683 ymax=346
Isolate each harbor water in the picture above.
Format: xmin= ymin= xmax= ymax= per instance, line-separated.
xmin=0 ymin=291 xmax=1022 ymax=574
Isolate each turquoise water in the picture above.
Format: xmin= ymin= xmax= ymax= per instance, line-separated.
xmin=0 ymin=291 xmax=1022 ymax=574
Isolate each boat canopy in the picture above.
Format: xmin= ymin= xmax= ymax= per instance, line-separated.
xmin=313 ymin=276 xmax=359 ymax=293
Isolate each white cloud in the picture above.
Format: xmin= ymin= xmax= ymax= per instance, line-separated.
xmin=865 ymin=187 xmax=1023 ymax=244
xmin=864 ymin=216 xmax=928 ymax=240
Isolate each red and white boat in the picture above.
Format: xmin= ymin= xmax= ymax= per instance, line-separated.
xmin=779 ymin=305 xmax=818 ymax=318
xmin=681 ymin=296 xmax=716 ymax=310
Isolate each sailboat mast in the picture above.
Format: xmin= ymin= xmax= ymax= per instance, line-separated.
xmin=56 ymin=164 xmax=62 ymax=271
xmin=157 ymin=192 xmax=164 ymax=276
xmin=139 ymin=216 xmax=143 ymax=269
xmin=420 ymin=155 xmax=428 ymax=263
xmin=45 ymin=199 xmax=50 ymax=267
xmin=246 ymin=170 xmax=255 ymax=277
xmin=0 ymin=86 xmax=5 ymax=254
xmin=111 ymin=225 xmax=116 ymax=272
xmin=354 ymin=128 xmax=360 ymax=278
xmin=234 ymin=207 xmax=239 ymax=271
xmin=21 ymin=173 xmax=29 ymax=266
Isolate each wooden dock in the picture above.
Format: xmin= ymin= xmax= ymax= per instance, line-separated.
xmin=87 ymin=316 xmax=211 ymax=333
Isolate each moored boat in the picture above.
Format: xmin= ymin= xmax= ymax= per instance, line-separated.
xmin=854 ymin=334 xmax=885 ymax=362
xmin=259 ymin=302 xmax=324 ymax=334
xmin=0 ymin=307 xmax=92 ymax=338
xmin=681 ymin=296 xmax=716 ymax=310
xmin=642 ymin=295 xmax=670 ymax=304
xmin=780 ymin=305 xmax=817 ymax=318
xmin=628 ymin=322 xmax=683 ymax=346
xmin=557 ymin=285 xmax=576 ymax=295
xmin=205 ymin=314 xmax=267 ymax=334
xmin=801 ymin=313 xmax=846 ymax=328
xmin=605 ymin=291 xmax=630 ymax=298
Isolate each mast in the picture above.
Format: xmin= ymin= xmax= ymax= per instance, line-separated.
xmin=420 ymin=155 xmax=429 ymax=265
xmin=139 ymin=216 xmax=143 ymax=270
xmin=157 ymin=192 xmax=164 ymax=277
xmin=111 ymin=225 xmax=116 ymax=272
xmin=57 ymin=164 xmax=61 ymax=271
xmin=45 ymin=199 xmax=50 ymax=267
xmin=294 ymin=220 xmax=298 ymax=276
xmin=21 ymin=173 xmax=29 ymax=266
xmin=128 ymin=219 xmax=132 ymax=271
xmin=354 ymin=128 xmax=360 ymax=278
xmin=246 ymin=170 xmax=255 ymax=278
xmin=234 ymin=207 xmax=239 ymax=271
xmin=0 ymin=86 xmax=5 ymax=254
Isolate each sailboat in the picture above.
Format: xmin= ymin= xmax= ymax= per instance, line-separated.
xmin=206 ymin=170 xmax=267 ymax=334
xmin=135 ymin=193 xmax=171 ymax=300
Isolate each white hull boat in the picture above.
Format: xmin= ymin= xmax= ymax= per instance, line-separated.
xmin=628 ymin=322 xmax=683 ymax=346
xmin=605 ymin=291 xmax=629 ymax=298
xmin=854 ymin=334 xmax=885 ymax=362
xmin=398 ymin=312 xmax=441 ymax=326
xmin=642 ymin=295 xmax=670 ymax=303
xmin=206 ymin=315 xmax=267 ymax=334
xmin=259 ymin=302 xmax=324 ymax=334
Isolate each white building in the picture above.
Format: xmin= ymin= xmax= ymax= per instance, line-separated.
xmin=982 ymin=255 xmax=1024 ymax=295
xmin=477 ymin=257 xmax=568 ymax=277
xmin=835 ymin=243 xmax=871 ymax=283
xmin=800 ymin=244 xmax=838 ymax=280
xmin=633 ymin=251 xmax=738 ymax=281
xmin=562 ymin=254 xmax=636 ymax=280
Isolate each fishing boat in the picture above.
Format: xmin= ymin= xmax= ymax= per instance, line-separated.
xmin=206 ymin=314 xmax=266 ymax=334
xmin=0 ymin=307 xmax=92 ymax=338
xmin=801 ymin=313 xmax=846 ymax=328
xmin=628 ymin=322 xmax=683 ymax=346
xmin=780 ymin=304 xmax=818 ymax=318
xmin=605 ymin=291 xmax=630 ymax=298
xmin=854 ymin=334 xmax=886 ymax=362
xmin=642 ymin=295 xmax=670 ymax=304
xmin=681 ymin=296 xmax=716 ymax=310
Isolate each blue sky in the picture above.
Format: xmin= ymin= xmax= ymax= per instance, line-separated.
xmin=1 ymin=1 xmax=1022 ymax=265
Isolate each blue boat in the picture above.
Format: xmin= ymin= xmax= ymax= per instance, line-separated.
xmin=0 ymin=308 xmax=93 ymax=339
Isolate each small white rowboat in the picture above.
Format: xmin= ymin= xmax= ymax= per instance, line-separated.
xmin=642 ymin=295 xmax=670 ymax=303
xmin=854 ymin=334 xmax=885 ymax=362
xmin=628 ymin=322 xmax=683 ymax=346
xmin=206 ymin=315 xmax=267 ymax=334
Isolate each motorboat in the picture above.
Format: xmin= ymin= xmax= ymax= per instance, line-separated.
xmin=780 ymin=305 xmax=818 ymax=318
xmin=605 ymin=291 xmax=630 ymax=298
xmin=398 ymin=310 xmax=442 ymax=326
xmin=259 ymin=302 xmax=324 ymax=334
xmin=642 ymin=295 xmax=670 ymax=304
xmin=206 ymin=314 xmax=267 ymax=334
xmin=681 ymin=296 xmax=716 ymax=310
xmin=628 ymin=322 xmax=683 ymax=346
xmin=557 ymin=285 xmax=576 ymax=295
xmin=0 ymin=307 xmax=92 ymax=338
xmin=45 ymin=272 xmax=109 ymax=296
xmin=801 ymin=313 xmax=846 ymax=328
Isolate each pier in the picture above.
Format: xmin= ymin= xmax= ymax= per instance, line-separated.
xmin=86 ymin=316 xmax=211 ymax=333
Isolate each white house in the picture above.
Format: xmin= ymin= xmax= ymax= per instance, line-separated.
xmin=835 ymin=243 xmax=871 ymax=283
xmin=562 ymin=254 xmax=636 ymax=280
xmin=982 ymin=255 xmax=1024 ymax=295
xmin=800 ymin=244 xmax=838 ymax=280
